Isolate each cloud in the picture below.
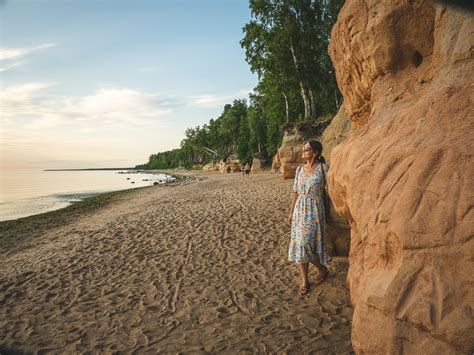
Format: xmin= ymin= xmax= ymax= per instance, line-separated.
xmin=0 ymin=61 xmax=22 ymax=72
xmin=0 ymin=43 xmax=57 ymax=72
xmin=0 ymin=43 xmax=57 ymax=61
xmin=1 ymin=83 xmax=253 ymax=132
xmin=70 ymin=88 xmax=172 ymax=125
xmin=1 ymin=83 xmax=254 ymax=132
xmin=0 ymin=84 xmax=174 ymax=130
xmin=0 ymin=84 xmax=255 ymax=170
xmin=0 ymin=82 xmax=54 ymax=101
xmin=0 ymin=131 xmax=140 ymax=171
xmin=0 ymin=82 xmax=56 ymax=127
xmin=138 ymin=67 xmax=156 ymax=73
xmin=186 ymin=88 xmax=252 ymax=108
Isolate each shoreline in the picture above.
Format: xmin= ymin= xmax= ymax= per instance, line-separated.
xmin=0 ymin=171 xmax=353 ymax=353
xmin=1 ymin=169 xmax=188 ymax=223
xmin=0 ymin=171 xmax=197 ymax=253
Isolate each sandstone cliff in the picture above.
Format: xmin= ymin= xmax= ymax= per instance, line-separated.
xmin=329 ymin=1 xmax=474 ymax=353
xmin=202 ymin=162 xmax=219 ymax=171
xmin=271 ymin=153 xmax=281 ymax=172
xmin=251 ymin=156 xmax=268 ymax=172
xmin=219 ymin=154 xmax=241 ymax=173
xmin=277 ymin=121 xmax=330 ymax=179
xmin=321 ymin=104 xmax=352 ymax=256
xmin=277 ymin=127 xmax=305 ymax=179
xmin=321 ymin=104 xmax=351 ymax=164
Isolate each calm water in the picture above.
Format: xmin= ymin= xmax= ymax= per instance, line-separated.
xmin=0 ymin=170 xmax=172 ymax=222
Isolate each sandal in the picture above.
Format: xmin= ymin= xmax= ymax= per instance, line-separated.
xmin=315 ymin=267 xmax=328 ymax=285
xmin=299 ymin=284 xmax=310 ymax=295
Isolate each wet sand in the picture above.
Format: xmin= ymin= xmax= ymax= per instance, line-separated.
xmin=0 ymin=171 xmax=353 ymax=353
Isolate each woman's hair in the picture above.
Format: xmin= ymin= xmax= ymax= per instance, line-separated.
xmin=305 ymin=140 xmax=326 ymax=163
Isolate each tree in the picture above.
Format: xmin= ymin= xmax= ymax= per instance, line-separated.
xmin=219 ymin=99 xmax=248 ymax=152
xmin=144 ymin=0 xmax=344 ymax=170
xmin=241 ymin=0 xmax=344 ymax=121
xmin=247 ymin=103 xmax=267 ymax=155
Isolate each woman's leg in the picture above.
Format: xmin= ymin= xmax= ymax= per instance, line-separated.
xmin=310 ymin=257 xmax=328 ymax=284
xmin=299 ymin=263 xmax=309 ymax=293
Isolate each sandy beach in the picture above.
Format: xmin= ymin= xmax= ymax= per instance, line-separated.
xmin=0 ymin=171 xmax=353 ymax=353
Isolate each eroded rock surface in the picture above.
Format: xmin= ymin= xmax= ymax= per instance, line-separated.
xmin=271 ymin=153 xmax=281 ymax=173
xmin=321 ymin=104 xmax=351 ymax=164
xmin=321 ymin=104 xmax=352 ymax=256
xmin=251 ymin=156 xmax=268 ymax=172
xmin=202 ymin=162 xmax=219 ymax=171
xmin=219 ymin=154 xmax=241 ymax=173
xmin=329 ymin=1 xmax=473 ymax=353
xmin=277 ymin=128 xmax=305 ymax=179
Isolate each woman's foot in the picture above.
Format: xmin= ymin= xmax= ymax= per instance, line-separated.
xmin=315 ymin=266 xmax=328 ymax=285
xmin=299 ymin=283 xmax=310 ymax=295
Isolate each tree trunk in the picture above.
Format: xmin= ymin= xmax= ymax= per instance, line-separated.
xmin=309 ymin=89 xmax=317 ymax=119
xmin=282 ymin=91 xmax=290 ymax=123
xmin=289 ymin=40 xmax=311 ymax=120
xmin=299 ymin=82 xmax=311 ymax=120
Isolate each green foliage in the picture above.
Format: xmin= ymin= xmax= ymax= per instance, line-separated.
xmin=241 ymin=0 xmax=344 ymax=121
xmin=237 ymin=114 xmax=251 ymax=162
xmin=220 ymin=99 xmax=248 ymax=151
xmin=247 ymin=104 xmax=267 ymax=155
xmin=144 ymin=0 xmax=344 ymax=170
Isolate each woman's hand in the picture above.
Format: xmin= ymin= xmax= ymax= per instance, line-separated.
xmin=288 ymin=212 xmax=293 ymax=224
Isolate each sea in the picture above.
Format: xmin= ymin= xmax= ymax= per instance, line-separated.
xmin=0 ymin=170 xmax=172 ymax=222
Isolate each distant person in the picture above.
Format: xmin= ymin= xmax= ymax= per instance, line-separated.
xmin=241 ymin=163 xmax=246 ymax=177
xmin=244 ymin=163 xmax=251 ymax=177
xmin=287 ymin=140 xmax=329 ymax=295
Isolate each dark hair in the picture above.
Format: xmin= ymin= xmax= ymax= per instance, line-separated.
xmin=305 ymin=140 xmax=326 ymax=163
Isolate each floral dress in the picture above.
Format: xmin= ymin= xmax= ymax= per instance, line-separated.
xmin=288 ymin=163 xmax=329 ymax=265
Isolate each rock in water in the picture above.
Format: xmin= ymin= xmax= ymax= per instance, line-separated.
xmin=329 ymin=1 xmax=474 ymax=354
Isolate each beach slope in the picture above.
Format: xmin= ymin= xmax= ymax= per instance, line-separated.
xmin=0 ymin=171 xmax=353 ymax=353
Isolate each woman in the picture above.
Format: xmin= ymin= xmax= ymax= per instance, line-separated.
xmin=288 ymin=140 xmax=329 ymax=295
xmin=244 ymin=163 xmax=251 ymax=177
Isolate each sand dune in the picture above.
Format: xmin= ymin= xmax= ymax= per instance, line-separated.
xmin=0 ymin=171 xmax=353 ymax=353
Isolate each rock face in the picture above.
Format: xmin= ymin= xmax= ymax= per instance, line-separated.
xmin=320 ymin=104 xmax=351 ymax=164
xmin=278 ymin=121 xmax=332 ymax=179
xmin=329 ymin=2 xmax=474 ymax=354
xmin=321 ymin=104 xmax=352 ymax=256
xmin=251 ymin=156 xmax=268 ymax=172
xmin=277 ymin=127 xmax=305 ymax=179
xmin=271 ymin=153 xmax=281 ymax=172
xmin=202 ymin=162 xmax=219 ymax=171
xmin=219 ymin=154 xmax=241 ymax=173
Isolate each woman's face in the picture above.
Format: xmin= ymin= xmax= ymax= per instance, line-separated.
xmin=302 ymin=142 xmax=315 ymax=160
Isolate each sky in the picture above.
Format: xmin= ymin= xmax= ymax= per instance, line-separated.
xmin=0 ymin=0 xmax=258 ymax=171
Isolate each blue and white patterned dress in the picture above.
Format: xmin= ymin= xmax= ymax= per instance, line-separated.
xmin=288 ymin=163 xmax=329 ymax=265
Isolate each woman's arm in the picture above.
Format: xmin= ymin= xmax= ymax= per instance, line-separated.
xmin=288 ymin=165 xmax=301 ymax=224
xmin=288 ymin=191 xmax=298 ymax=224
